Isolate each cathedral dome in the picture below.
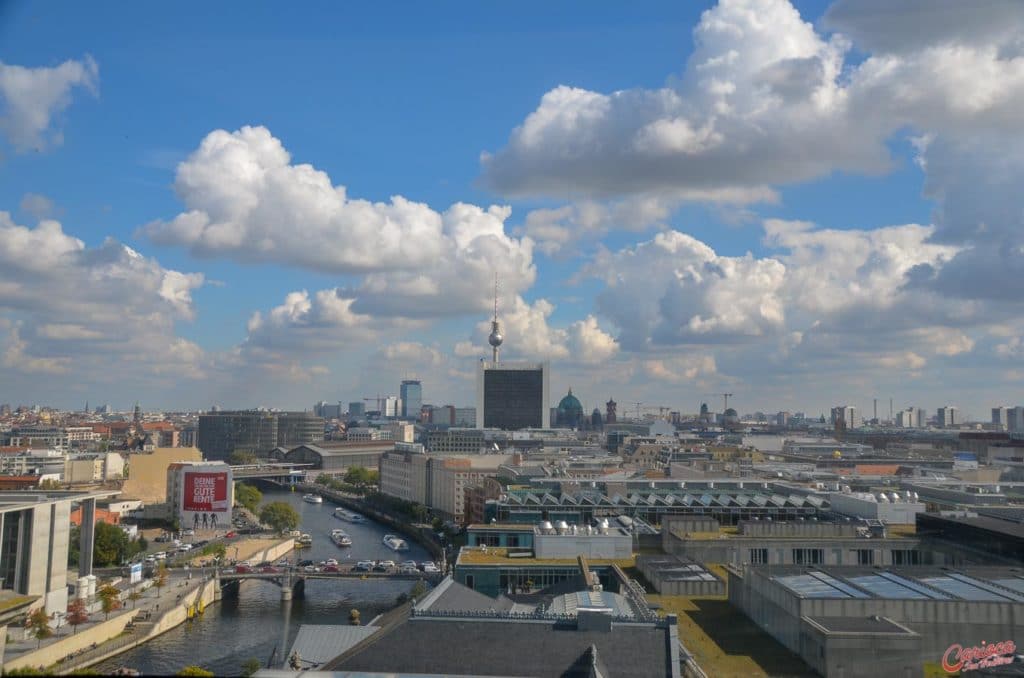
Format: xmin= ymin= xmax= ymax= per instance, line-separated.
xmin=555 ymin=388 xmax=584 ymax=428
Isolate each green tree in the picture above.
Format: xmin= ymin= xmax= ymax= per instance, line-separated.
xmin=66 ymin=598 xmax=89 ymax=633
xmin=258 ymin=501 xmax=300 ymax=534
xmin=176 ymin=666 xmax=215 ymax=677
xmin=128 ymin=588 xmax=142 ymax=609
xmin=25 ymin=608 xmax=52 ymax=648
xmin=200 ymin=542 xmax=226 ymax=560
xmin=240 ymin=658 xmax=261 ymax=677
xmin=6 ymin=667 xmax=46 ymax=676
xmin=97 ymin=583 xmax=122 ymax=620
xmin=92 ymin=522 xmax=131 ymax=567
xmin=38 ymin=478 xmax=61 ymax=490
xmin=228 ymin=450 xmax=257 ymax=466
xmin=154 ymin=562 xmax=168 ymax=598
xmin=234 ymin=483 xmax=262 ymax=513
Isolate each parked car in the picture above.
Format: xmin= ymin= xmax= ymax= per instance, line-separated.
xmin=297 ymin=559 xmax=314 ymax=567
xmin=260 ymin=565 xmax=280 ymax=573
xmin=400 ymin=564 xmax=418 ymax=574
xmin=303 ymin=565 xmax=317 ymax=573
xmin=178 ymin=544 xmax=193 ymax=552
xmin=154 ymin=552 xmax=167 ymax=560
xmin=235 ymin=564 xmax=252 ymax=573
xmin=401 ymin=560 xmax=418 ymax=569
xmin=322 ymin=564 xmax=340 ymax=572
xmin=182 ymin=529 xmax=195 ymax=537
xmin=378 ymin=560 xmax=396 ymax=569
xmin=422 ymin=562 xmax=440 ymax=574
xmin=224 ymin=531 xmax=237 ymax=538
xmin=354 ymin=560 xmax=373 ymax=572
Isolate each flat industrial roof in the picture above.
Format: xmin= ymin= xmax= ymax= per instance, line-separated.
xmin=767 ymin=567 xmax=1024 ymax=603
xmin=805 ymin=616 xmax=915 ymax=635
xmin=918 ymin=513 xmax=1024 ymax=540
xmin=456 ymin=546 xmax=634 ymax=568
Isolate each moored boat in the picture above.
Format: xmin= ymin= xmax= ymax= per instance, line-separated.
xmin=295 ymin=533 xmax=313 ymax=547
xmin=302 ymin=494 xmax=323 ymax=504
xmin=330 ymin=528 xmax=352 ymax=547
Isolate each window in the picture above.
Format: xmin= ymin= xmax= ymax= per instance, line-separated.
xmin=792 ymin=548 xmax=823 ymax=565
xmin=856 ymin=549 xmax=874 ymax=565
xmin=465 ymin=574 xmax=475 ymax=590
xmin=891 ymin=549 xmax=922 ymax=566
xmin=749 ymin=548 xmax=769 ymax=564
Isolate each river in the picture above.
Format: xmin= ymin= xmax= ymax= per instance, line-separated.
xmin=97 ymin=488 xmax=433 ymax=676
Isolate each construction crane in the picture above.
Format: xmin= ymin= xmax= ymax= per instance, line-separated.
xmin=362 ymin=395 xmax=383 ymax=412
xmin=706 ymin=393 xmax=734 ymax=411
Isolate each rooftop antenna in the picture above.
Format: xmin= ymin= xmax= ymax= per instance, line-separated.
xmin=488 ymin=272 xmax=503 ymax=362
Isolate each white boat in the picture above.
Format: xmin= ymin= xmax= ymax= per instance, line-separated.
xmin=330 ymin=528 xmax=352 ymax=547
xmin=382 ymin=534 xmax=409 ymax=551
xmin=302 ymin=494 xmax=323 ymax=504
xmin=296 ymin=533 xmax=313 ymax=547
xmin=334 ymin=508 xmax=366 ymax=523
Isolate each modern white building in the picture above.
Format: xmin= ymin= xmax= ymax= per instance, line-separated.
xmin=827 ymin=491 xmax=925 ymax=525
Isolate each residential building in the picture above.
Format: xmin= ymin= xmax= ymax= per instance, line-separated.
xmin=4 ymin=426 xmax=71 ymax=452
xmin=379 ymin=446 xmax=431 ymax=505
xmin=430 ymin=455 xmax=511 ymax=523
xmin=345 ymin=427 xmax=391 ymax=442
xmin=476 ymin=361 xmax=550 ymax=430
xmin=384 ymin=422 xmax=415 ymax=443
xmin=120 ymin=447 xmax=203 ymax=506
xmin=399 ymin=380 xmax=421 ymax=420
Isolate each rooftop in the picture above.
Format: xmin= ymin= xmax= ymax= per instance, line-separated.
xmin=764 ymin=566 xmax=1024 ymax=602
xmin=456 ymin=546 xmax=634 ymax=568
xmin=804 ymin=616 xmax=916 ymax=635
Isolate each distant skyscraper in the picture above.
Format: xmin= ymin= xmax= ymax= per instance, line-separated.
xmin=993 ymin=406 xmax=1010 ymax=429
xmin=400 ymin=380 xmax=422 ymax=420
xmin=1008 ymin=406 xmax=1024 ymax=432
xmin=348 ymin=401 xmax=366 ymax=418
xmin=384 ymin=396 xmax=401 ymax=418
xmin=937 ymin=406 xmax=959 ymax=428
xmin=606 ymin=399 xmax=617 ymax=425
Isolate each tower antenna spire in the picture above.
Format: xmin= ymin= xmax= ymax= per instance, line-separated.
xmin=488 ymin=272 xmax=503 ymax=362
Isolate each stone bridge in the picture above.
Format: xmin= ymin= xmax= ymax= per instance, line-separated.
xmin=214 ymin=567 xmax=443 ymax=600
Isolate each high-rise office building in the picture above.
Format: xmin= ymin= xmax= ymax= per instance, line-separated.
xmin=348 ymin=402 xmax=366 ymax=418
xmin=476 ymin=361 xmax=549 ymax=430
xmin=993 ymin=406 xmax=1010 ymax=429
xmin=400 ymin=380 xmax=422 ymax=420
xmin=937 ymin=406 xmax=959 ymax=428
xmin=1008 ymin=406 xmax=1024 ymax=432
xmin=384 ymin=396 xmax=402 ymax=419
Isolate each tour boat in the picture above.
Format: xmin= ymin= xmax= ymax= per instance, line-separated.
xmin=330 ymin=528 xmax=352 ymax=547
xmin=295 ymin=533 xmax=313 ymax=547
xmin=334 ymin=508 xmax=367 ymax=523
xmin=382 ymin=534 xmax=409 ymax=551
xmin=302 ymin=494 xmax=323 ymax=504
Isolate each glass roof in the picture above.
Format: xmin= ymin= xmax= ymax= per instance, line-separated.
xmin=919 ymin=577 xmax=1010 ymax=602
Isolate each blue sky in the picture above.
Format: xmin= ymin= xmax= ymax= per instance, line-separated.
xmin=1 ymin=0 xmax=1022 ymax=419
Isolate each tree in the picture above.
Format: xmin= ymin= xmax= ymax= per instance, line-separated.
xmin=176 ymin=666 xmax=214 ymax=677
xmin=154 ymin=563 xmax=168 ymax=598
xmin=66 ymin=598 xmax=89 ymax=634
xmin=343 ymin=466 xmax=378 ymax=488
xmin=234 ymin=483 xmax=262 ymax=514
xmin=25 ymin=608 xmax=52 ymax=648
xmin=228 ymin=450 xmax=257 ymax=466
xmin=128 ymin=588 xmax=142 ymax=609
xmin=240 ymin=658 xmax=261 ymax=677
xmin=259 ymin=501 xmax=300 ymax=534
xmin=38 ymin=478 xmax=61 ymax=490
xmin=93 ymin=522 xmax=130 ymax=567
xmin=97 ymin=583 xmax=122 ymax=620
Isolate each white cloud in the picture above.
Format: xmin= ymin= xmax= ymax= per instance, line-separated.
xmin=0 ymin=212 xmax=207 ymax=382
xmin=642 ymin=355 xmax=717 ymax=384
xmin=143 ymin=126 xmax=536 ymax=318
xmin=0 ymin=56 xmax=98 ymax=151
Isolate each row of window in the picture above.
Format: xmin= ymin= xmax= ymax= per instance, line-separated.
xmin=747 ymin=548 xmax=920 ymax=566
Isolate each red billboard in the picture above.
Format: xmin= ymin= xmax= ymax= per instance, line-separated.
xmin=183 ymin=471 xmax=230 ymax=513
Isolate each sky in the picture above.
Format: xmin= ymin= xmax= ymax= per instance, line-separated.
xmin=1 ymin=0 xmax=1023 ymax=419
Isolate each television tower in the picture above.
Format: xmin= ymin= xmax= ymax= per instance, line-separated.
xmin=488 ymin=273 xmax=503 ymax=362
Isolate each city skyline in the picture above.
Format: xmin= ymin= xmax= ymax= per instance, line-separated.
xmin=2 ymin=1 xmax=1023 ymax=414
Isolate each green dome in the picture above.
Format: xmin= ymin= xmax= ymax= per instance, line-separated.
xmin=556 ymin=388 xmax=584 ymax=428
xmin=558 ymin=390 xmax=583 ymax=412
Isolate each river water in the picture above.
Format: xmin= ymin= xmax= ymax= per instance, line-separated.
xmin=97 ymin=489 xmax=433 ymax=676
